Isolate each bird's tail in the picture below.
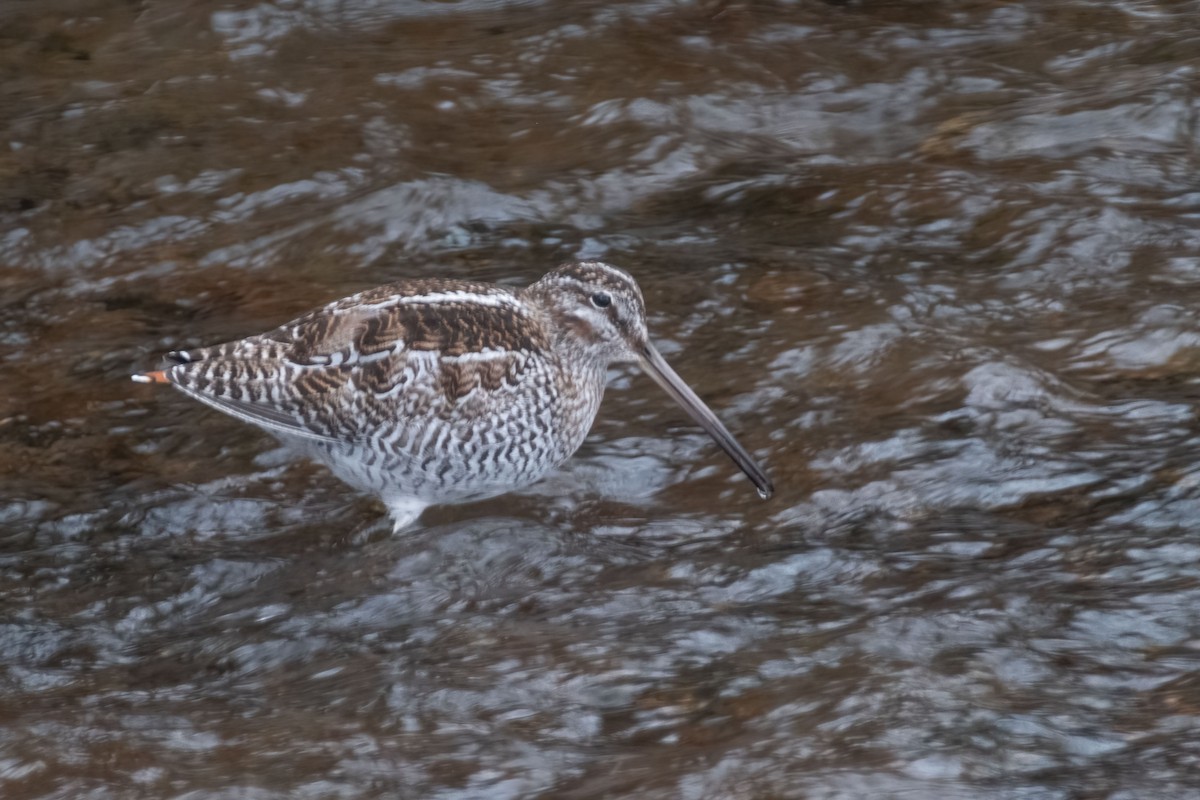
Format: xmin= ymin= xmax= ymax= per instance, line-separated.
xmin=131 ymin=350 xmax=198 ymax=384
xmin=130 ymin=370 xmax=171 ymax=384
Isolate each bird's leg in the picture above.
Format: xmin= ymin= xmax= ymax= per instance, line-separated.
xmin=386 ymin=496 xmax=429 ymax=533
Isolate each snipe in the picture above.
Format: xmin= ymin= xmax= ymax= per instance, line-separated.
xmin=134 ymin=261 xmax=773 ymax=529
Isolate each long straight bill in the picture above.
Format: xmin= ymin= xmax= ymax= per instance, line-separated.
xmin=638 ymin=343 xmax=774 ymax=499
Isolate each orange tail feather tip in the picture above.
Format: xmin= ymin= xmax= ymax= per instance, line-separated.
xmin=131 ymin=370 xmax=170 ymax=384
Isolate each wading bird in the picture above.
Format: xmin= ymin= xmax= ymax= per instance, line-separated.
xmin=134 ymin=261 xmax=772 ymax=529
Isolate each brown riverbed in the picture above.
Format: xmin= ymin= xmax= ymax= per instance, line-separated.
xmin=4 ymin=1 xmax=1200 ymax=798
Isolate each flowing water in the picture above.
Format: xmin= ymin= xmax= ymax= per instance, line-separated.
xmin=4 ymin=1 xmax=1200 ymax=797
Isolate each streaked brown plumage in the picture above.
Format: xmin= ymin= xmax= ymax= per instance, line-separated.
xmin=134 ymin=261 xmax=772 ymax=529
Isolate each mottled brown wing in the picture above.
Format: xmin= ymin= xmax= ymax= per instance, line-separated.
xmin=162 ymin=281 xmax=549 ymax=443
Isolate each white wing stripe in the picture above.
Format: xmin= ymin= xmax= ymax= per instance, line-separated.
xmin=357 ymin=291 xmax=524 ymax=311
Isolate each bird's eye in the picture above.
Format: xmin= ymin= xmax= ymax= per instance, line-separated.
xmin=591 ymin=291 xmax=612 ymax=308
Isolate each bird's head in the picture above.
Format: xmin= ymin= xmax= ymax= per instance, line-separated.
xmin=525 ymin=261 xmax=773 ymax=499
